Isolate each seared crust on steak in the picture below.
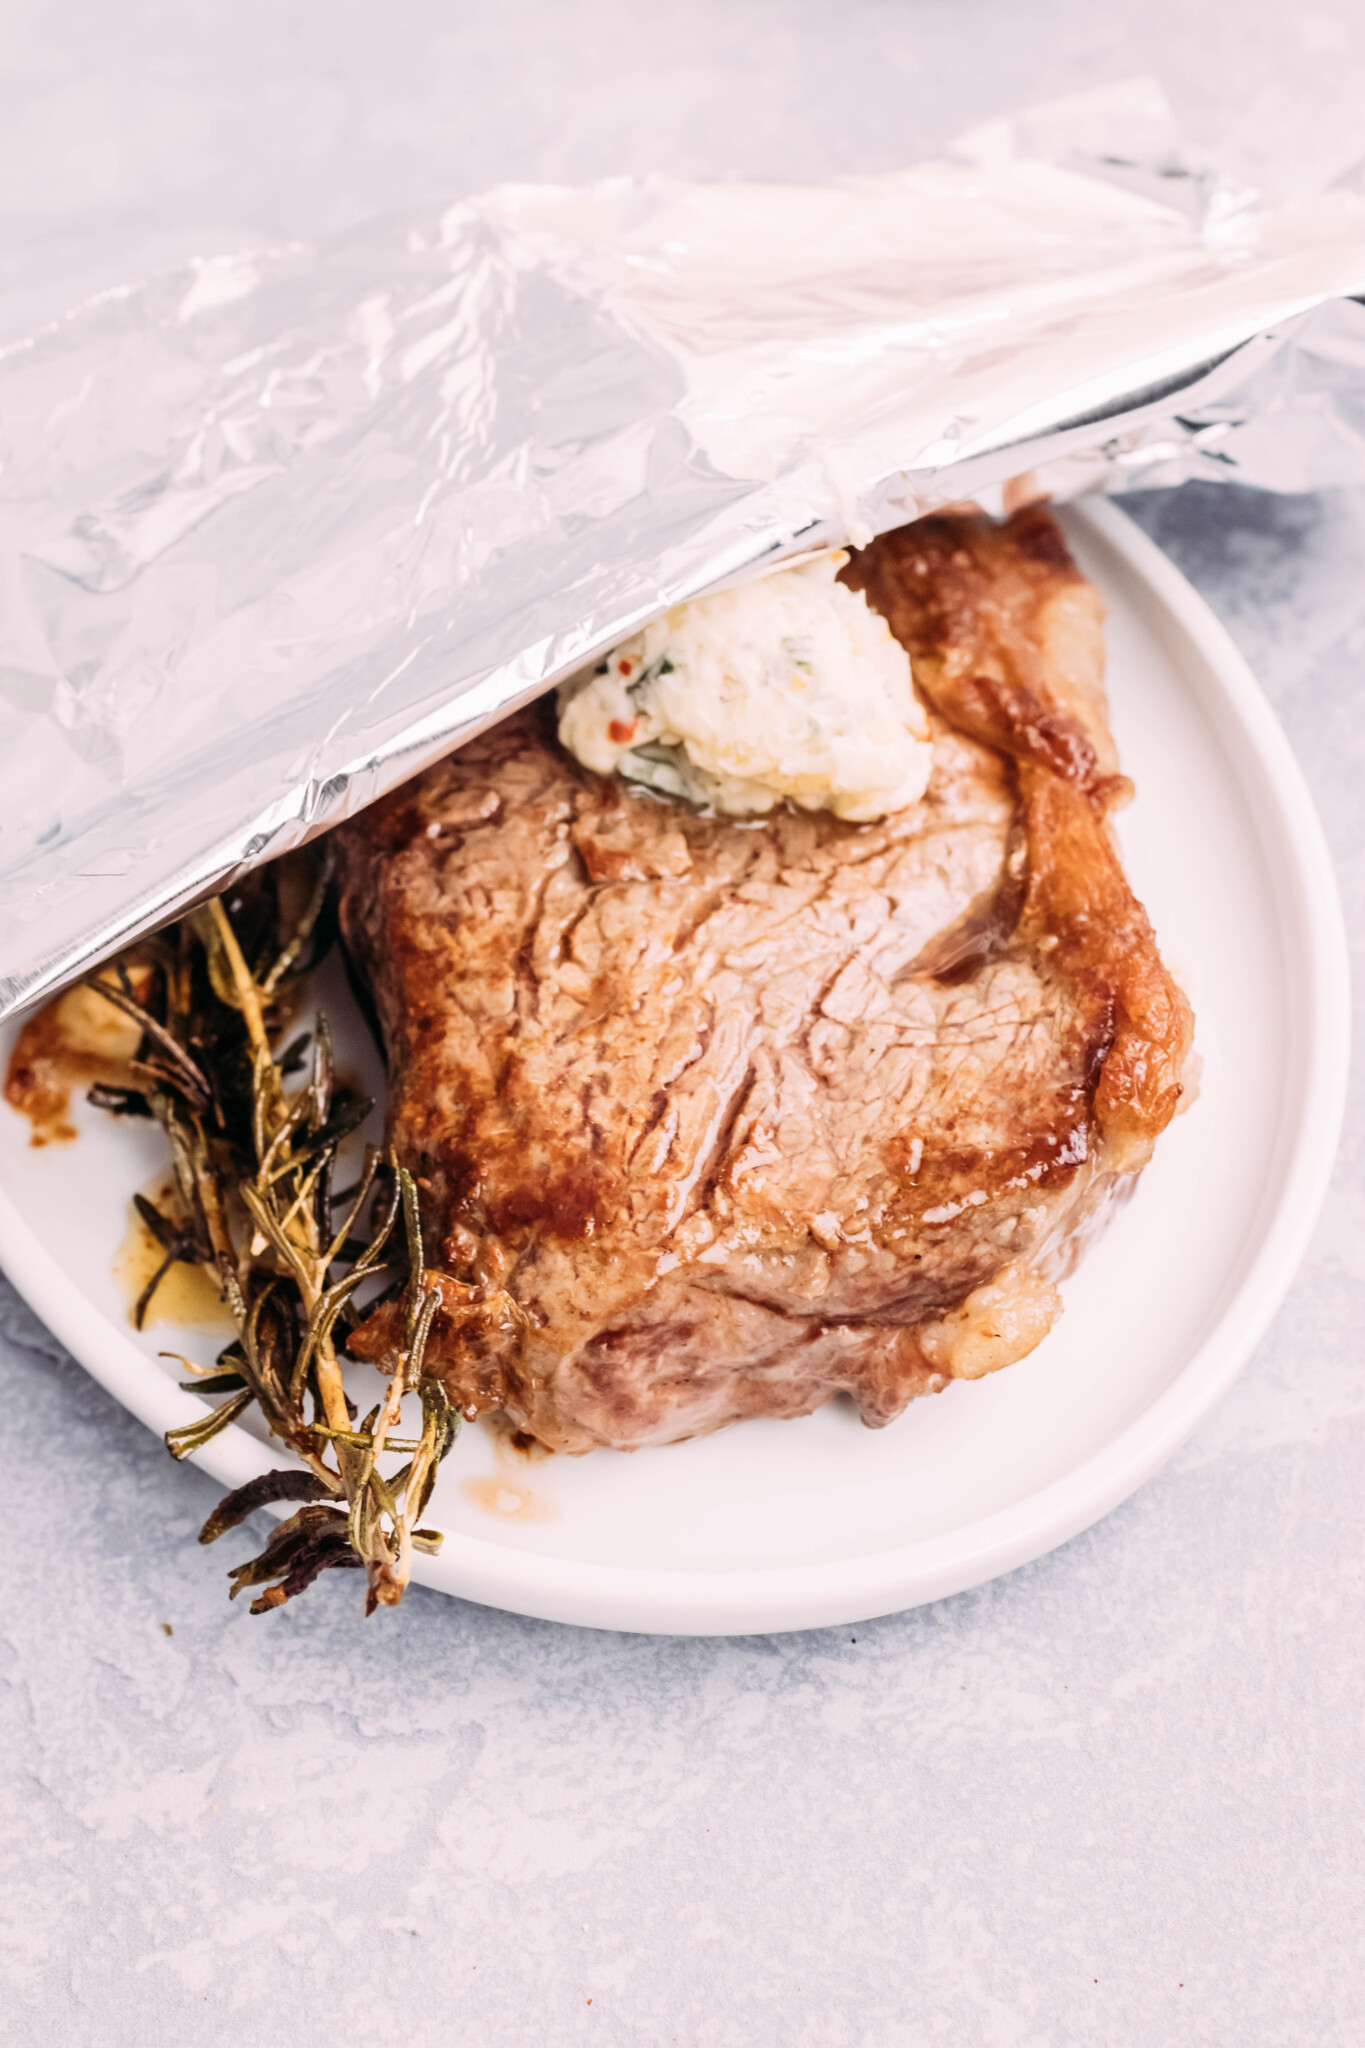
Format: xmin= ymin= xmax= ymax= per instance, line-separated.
xmin=337 ymin=508 xmax=1192 ymax=1451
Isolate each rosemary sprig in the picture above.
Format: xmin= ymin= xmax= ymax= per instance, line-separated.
xmin=85 ymin=854 xmax=460 ymax=1615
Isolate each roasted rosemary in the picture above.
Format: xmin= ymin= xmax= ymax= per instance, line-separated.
xmin=86 ymin=853 xmax=458 ymax=1615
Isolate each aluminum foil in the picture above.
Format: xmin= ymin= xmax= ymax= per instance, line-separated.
xmin=4 ymin=76 xmax=1365 ymax=1021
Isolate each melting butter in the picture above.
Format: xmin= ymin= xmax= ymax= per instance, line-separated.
xmin=460 ymin=1475 xmax=558 ymax=1523
xmin=115 ymin=1182 xmax=234 ymax=1333
xmin=558 ymin=551 xmax=932 ymax=822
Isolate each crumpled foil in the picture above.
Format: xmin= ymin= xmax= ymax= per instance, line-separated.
xmin=3 ymin=76 xmax=1364 ymax=1021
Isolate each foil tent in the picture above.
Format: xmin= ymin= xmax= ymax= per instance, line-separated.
xmin=2 ymin=76 xmax=1364 ymax=1020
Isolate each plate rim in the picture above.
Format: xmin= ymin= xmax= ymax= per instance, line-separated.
xmin=0 ymin=497 xmax=1350 ymax=1635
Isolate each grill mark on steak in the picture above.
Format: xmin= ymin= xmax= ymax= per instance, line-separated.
xmin=668 ymin=1052 xmax=757 ymax=1232
xmin=904 ymin=803 xmax=1028 ymax=985
xmin=628 ymin=1086 xmax=674 ymax=1172
xmin=337 ymin=507 xmax=1192 ymax=1452
xmin=669 ymin=887 xmax=730 ymax=954
xmin=511 ymin=863 xmax=563 ymax=1041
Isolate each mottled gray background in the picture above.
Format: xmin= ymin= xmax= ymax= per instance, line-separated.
xmin=3 ymin=5 xmax=1363 ymax=2043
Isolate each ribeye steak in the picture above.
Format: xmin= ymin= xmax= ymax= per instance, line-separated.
xmin=337 ymin=508 xmax=1192 ymax=1451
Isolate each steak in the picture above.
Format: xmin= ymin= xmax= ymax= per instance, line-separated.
xmin=337 ymin=508 xmax=1192 ymax=1452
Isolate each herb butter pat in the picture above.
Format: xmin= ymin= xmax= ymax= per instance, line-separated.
xmin=556 ymin=552 xmax=933 ymax=821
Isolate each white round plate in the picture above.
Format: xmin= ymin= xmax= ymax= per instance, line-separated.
xmin=0 ymin=501 xmax=1349 ymax=1635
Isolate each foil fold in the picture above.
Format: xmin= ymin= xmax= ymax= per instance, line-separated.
xmin=3 ymin=76 xmax=1364 ymax=1019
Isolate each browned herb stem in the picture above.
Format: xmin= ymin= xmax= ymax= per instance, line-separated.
xmin=87 ymin=857 xmax=459 ymax=1615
